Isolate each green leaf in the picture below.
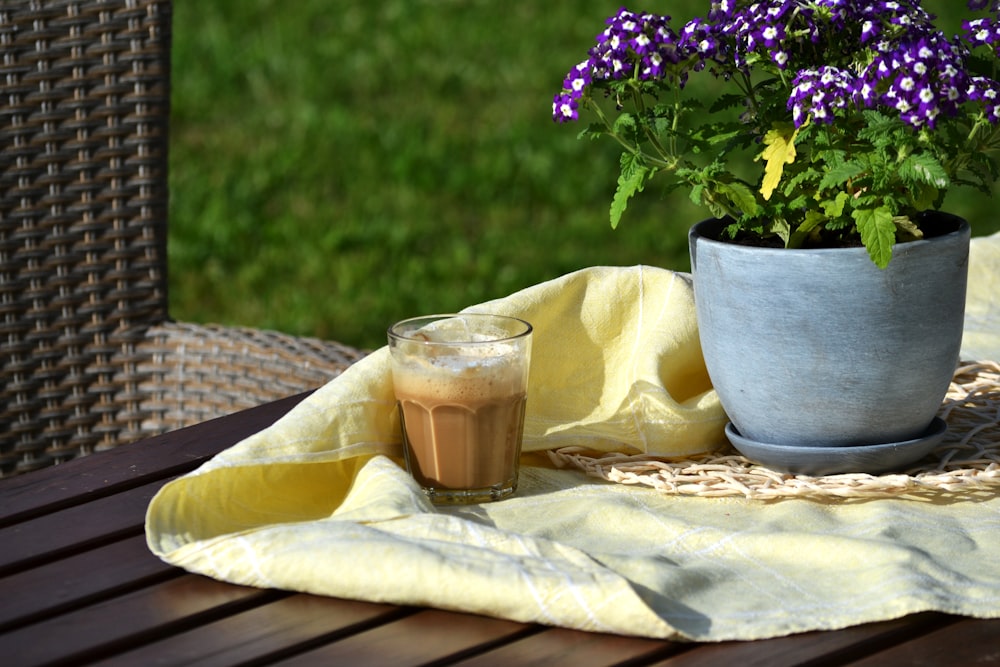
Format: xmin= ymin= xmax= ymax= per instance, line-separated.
xmin=825 ymin=216 xmax=854 ymax=231
xmin=705 ymin=198 xmax=728 ymax=220
xmin=766 ymin=218 xmax=791 ymax=244
xmin=610 ymin=159 xmax=652 ymax=229
xmin=619 ymin=150 xmax=643 ymax=180
xmin=613 ymin=112 xmax=637 ymax=135
xmin=912 ymin=181 xmax=940 ymax=210
xmin=782 ymin=163 xmax=820 ymax=193
xmin=788 ymin=210 xmax=825 ymax=248
xmin=704 ymin=128 xmax=745 ymax=146
xmin=716 ymin=181 xmax=759 ymax=217
xmin=821 ymin=191 xmax=850 ymax=218
xmin=786 ymin=193 xmax=810 ymax=210
xmin=857 ymin=110 xmax=905 ymax=142
xmin=853 ymin=206 xmax=896 ymax=269
xmin=709 ymin=93 xmax=748 ymax=113
xmin=818 ymin=161 xmax=866 ymax=191
xmin=900 ymin=153 xmax=949 ymax=189
xmin=689 ymin=182 xmax=705 ymax=206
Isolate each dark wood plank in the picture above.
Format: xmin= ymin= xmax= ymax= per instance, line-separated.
xmin=1 ymin=575 xmax=282 ymax=667
xmin=89 ymin=594 xmax=415 ymax=667
xmin=449 ymin=625 xmax=680 ymax=666
xmin=847 ymin=616 xmax=1000 ymax=666
xmin=0 ymin=533 xmax=178 ymax=632
xmin=645 ymin=612 xmax=958 ymax=666
xmin=275 ymin=609 xmax=554 ymax=667
xmin=0 ymin=479 xmax=164 ymax=577
xmin=0 ymin=392 xmax=308 ymax=526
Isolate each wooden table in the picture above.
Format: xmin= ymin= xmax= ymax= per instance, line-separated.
xmin=2 ymin=393 xmax=998 ymax=667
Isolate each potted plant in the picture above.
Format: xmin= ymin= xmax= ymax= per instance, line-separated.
xmin=552 ymin=1 xmax=1000 ymax=473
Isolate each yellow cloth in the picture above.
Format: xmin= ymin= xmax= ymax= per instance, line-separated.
xmin=146 ymin=264 xmax=1000 ymax=642
xmin=964 ymin=231 xmax=1000 ymax=362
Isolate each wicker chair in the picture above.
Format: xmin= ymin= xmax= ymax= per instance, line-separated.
xmin=0 ymin=0 xmax=367 ymax=476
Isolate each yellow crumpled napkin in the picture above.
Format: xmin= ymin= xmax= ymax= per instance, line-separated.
xmin=146 ymin=263 xmax=1000 ymax=642
xmin=964 ymin=230 xmax=1000 ymax=361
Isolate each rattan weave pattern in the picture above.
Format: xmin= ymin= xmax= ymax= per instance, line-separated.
xmin=549 ymin=360 xmax=1000 ymax=500
xmin=136 ymin=322 xmax=368 ymax=437
xmin=0 ymin=1 xmax=366 ymax=476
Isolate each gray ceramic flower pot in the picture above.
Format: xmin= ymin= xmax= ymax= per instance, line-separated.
xmin=689 ymin=215 xmax=970 ymax=448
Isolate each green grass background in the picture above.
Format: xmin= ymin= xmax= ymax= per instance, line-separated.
xmin=168 ymin=0 xmax=1000 ymax=350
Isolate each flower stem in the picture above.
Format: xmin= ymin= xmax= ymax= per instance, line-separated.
xmin=585 ymin=96 xmax=675 ymax=169
xmin=629 ymin=79 xmax=674 ymax=166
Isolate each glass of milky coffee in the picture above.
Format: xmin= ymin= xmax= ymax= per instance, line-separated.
xmin=387 ymin=313 xmax=532 ymax=504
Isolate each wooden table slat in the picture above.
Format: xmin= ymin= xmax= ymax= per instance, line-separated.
xmin=644 ymin=612 xmax=960 ymax=667
xmin=845 ymin=616 xmax=1000 ymax=666
xmin=437 ymin=624 xmax=680 ymax=667
xmin=0 ymin=533 xmax=179 ymax=632
xmin=0 ymin=480 xmax=166 ymax=577
xmin=0 ymin=393 xmax=306 ymax=526
xmin=5 ymin=575 xmax=283 ymax=667
xmin=272 ymin=609 xmax=563 ymax=667
xmin=88 ymin=595 xmax=416 ymax=667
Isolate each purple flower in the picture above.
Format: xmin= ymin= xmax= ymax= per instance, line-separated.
xmin=552 ymin=60 xmax=591 ymax=123
xmin=964 ymin=15 xmax=1000 ymax=59
xmin=552 ymin=91 xmax=580 ymax=123
xmin=968 ymin=0 xmax=1000 ymax=12
xmin=788 ymin=67 xmax=857 ymax=125
xmin=563 ymin=60 xmax=593 ymax=95
xmin=968 ymin=76 xmax=1000 ymax=121
xmin=587 ymin=8 xmax=688 ymax=82
xmin=702 ymin=0 xmax=804 ymax=70
xmin=680 ymin=17 xmax=720 ymax=63
xmin=554 ymin=2 xmax=1000 ymax=129
xmin=862 ymin=35 xmax=971 ymax=128
xmin=551 ymin=7 xmax=703 ymax=122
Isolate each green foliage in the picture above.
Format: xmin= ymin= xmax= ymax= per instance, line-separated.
xmin=853 ymin=207 xmax=897 ymax=268
xmin=168 ymin=0 xmax=1000 ymax=349
xmin=819 ymin=162 xmax=866 ymax=192
xmin=611 ymin=153 xmax=653 ymax=229
xmin=555 ymin=1 xmax=1000 ymax=269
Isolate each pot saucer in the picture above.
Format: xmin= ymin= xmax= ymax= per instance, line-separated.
xmin=724 ymin=418 xmax=948 ymax=476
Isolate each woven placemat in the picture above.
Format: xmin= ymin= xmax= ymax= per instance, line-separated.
xmin=547 ymin=360 xmax=1000 ymax=500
